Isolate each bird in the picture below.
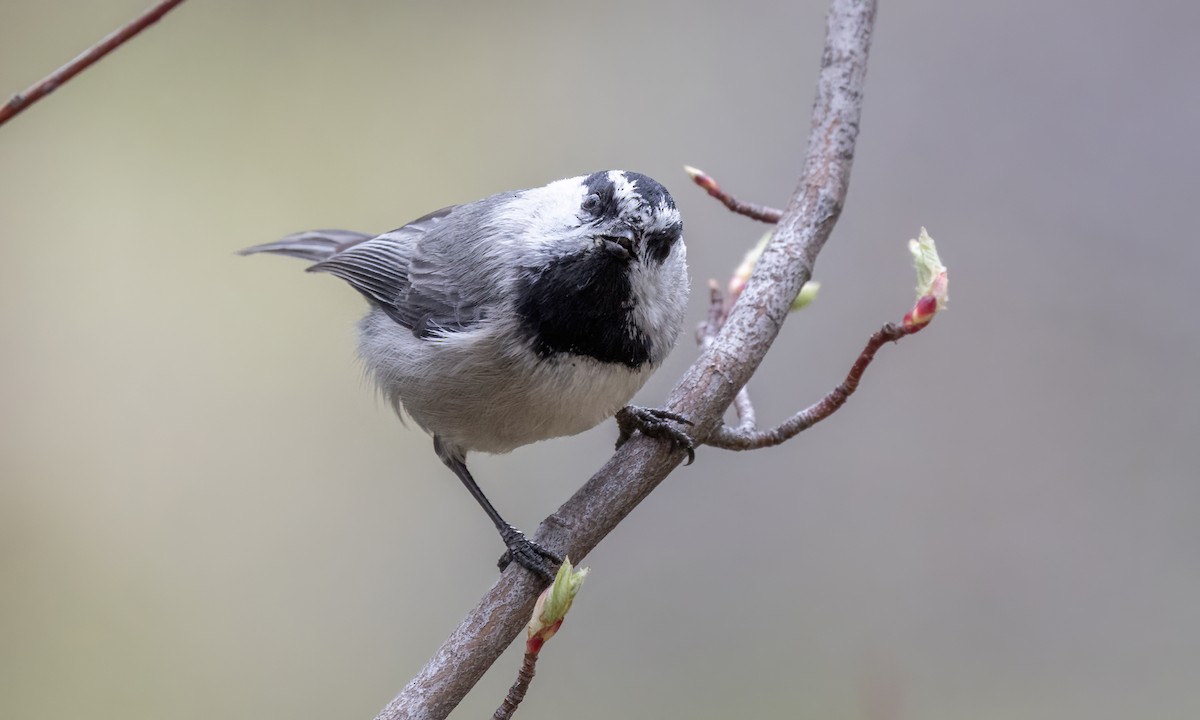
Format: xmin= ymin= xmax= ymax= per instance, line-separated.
xmin=240 ymin=170 xmax=692 ymax=580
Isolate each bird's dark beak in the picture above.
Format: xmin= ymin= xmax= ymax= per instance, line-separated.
xmin=600 ymin=226 xmax=637 ymax=260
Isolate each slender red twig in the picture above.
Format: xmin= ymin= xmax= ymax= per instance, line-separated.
xmin=492 ymin=561 xmax=586 ymax=720
xmin=492 ymin=651 xmax=538 ymax=720
xmin=685 ymin=165 xmax=785 ymax=224
xmin=705 ymin=321 xmax=926 ymax=450
xmin=690 ymin=173 xmax=944 ymax=445
xmin=0 ymin=0 xmax=189 ymax=129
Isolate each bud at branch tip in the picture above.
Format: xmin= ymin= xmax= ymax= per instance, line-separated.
xmin=526 ymin=558 xmax=589 ymax=652
xmin=903 ymin=227 xmax=948 ymax=327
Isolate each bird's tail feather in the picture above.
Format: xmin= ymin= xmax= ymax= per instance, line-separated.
xmin=238 ymin=229 xmax=373 ymax=262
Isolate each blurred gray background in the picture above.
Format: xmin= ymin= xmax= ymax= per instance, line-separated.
xmin=2 ymin=1 xmax=1197 ymax=718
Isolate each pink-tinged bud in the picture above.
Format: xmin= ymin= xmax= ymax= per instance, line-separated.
xmin=683 ymin=165 xmax=718 ymax=194
xmin=728 ymin=232 xmax=819 ymax=311
xmin=526 ymin=558 xmax=588 ymax=653
xmin=728 ymin=234 xmax=768 ymax=299
xmin=904 ymin=294 xmax=940 ymax=327
xmin=903 ymin=228 xmax=948 ymax=327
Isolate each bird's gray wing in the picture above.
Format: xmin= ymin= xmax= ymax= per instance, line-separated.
xmin=308 ymin=202 xmax=498 ymax=337
xmin=239 ymin=229 xmax=375 ymax=262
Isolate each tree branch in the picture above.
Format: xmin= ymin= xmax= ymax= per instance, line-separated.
xmin=491 ymin=559 xmax=587 ymax=720
xmin=491 ymin=650 xmax=536 ymax=720
xmin=0 ymin=0 xmax=189 ymax=129
xmin=685 ymin=165 xmax=785 ymax=224
xmin=375 ymin=1 xmax=877 ymax=717
xmin=697 ymin=282 xmax=756 ymax=430
xmin=690 ymin=206 xmax=941 ymax=450
xmin=706 ymin=321 xmax=925 ymax=450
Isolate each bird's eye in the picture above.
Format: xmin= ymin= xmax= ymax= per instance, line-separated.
xmin=581 ymin=194 xmax=601 ymax=213
xmin=602 ymin=234 xmax=635 ymax=255
xmin=645 ymin=228 xmax=680 ymax=248
xmin=642 ymin=225 xmax=682 ymax=263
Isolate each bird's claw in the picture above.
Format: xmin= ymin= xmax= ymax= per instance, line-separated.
xmin=497 ymin=525 xmax=562 ymax=583
xmin=615 ymin=405 xmax=696 ymax=465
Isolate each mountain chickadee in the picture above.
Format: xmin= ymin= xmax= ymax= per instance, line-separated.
xmin=241 ymin=170 xmax=692 ymax=580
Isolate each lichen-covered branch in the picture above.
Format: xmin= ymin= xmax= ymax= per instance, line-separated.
xmin=375 ymin=1 xmax=877 ymax=718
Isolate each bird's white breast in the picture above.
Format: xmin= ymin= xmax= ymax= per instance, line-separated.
xmin=358 ymin=310 xmax=653 ymax=456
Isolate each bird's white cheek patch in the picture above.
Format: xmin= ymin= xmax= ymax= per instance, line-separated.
xmin=495 ymin=179 xmax=590 ymax=256
xmin=626 ymin=247 xmax=688 ymax=364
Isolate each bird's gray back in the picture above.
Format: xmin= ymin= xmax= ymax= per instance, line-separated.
xmin=310 ymin=192 xmax=522 ymax=336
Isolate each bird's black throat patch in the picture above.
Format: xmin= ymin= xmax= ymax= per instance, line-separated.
xmin=515 ymin=250 xmax=651 ymax=368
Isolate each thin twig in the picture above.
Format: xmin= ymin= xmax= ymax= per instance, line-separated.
xmin=492 ymin=651 xmax=537 ymax=720
xmin=707 ymin=322 xmax=925 ymax=450
xmin=697 ymin=280 xmax=729 ymax=346
xmin=376 ymin=2 xmax=876 ymax=717
xmin=694 ymin=186 xmax=778 ymax=430
xmin=732 ymin=386 xmax=757 ymax=431
xmin=491 ymin=559 xmax=585 ymax=719
xmin=697 ymin=281 xmax=757 ymax=430
xmin=0 ymin=0 xmax=189 ymax=129
xmin=685 ymin=165 xmax=785 ymax=224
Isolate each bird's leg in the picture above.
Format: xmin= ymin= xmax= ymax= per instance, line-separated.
xmin=615 ymin=406 xmax=696 ymax=464
xmin=434 ymin=438 xmax=561 ymax=583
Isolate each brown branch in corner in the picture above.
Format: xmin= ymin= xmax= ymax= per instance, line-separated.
xmin=706 ymin=321 xmax=927 ymax=450
xmin=0 ymin=0 xmax=189 ymax=129
xmin=685 ymin=165 xmax=785 ymax=224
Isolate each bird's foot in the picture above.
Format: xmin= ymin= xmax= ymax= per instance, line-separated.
xmin=615 ymin=406 xmax=696 ymax=465
xmin=497 ymin=524 xmax=562 ymax=583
